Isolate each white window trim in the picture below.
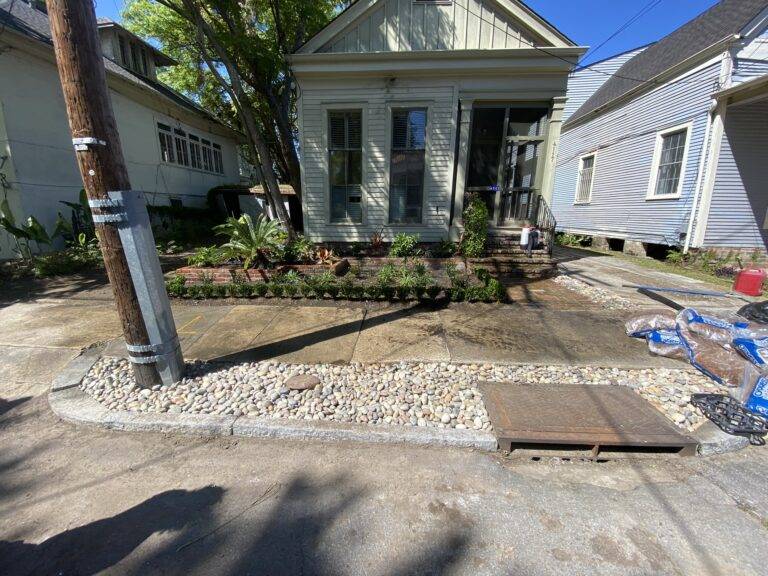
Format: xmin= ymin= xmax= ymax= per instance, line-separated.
xmin=383 ymin=101 xmax=433 ymax=227
xmin=573 ymin=151 xmax=597 ymax=205
xmin=322 ymin=103 xmax=368 ymax=226
xmin=156 ymin=118 xmax=226 ymax=176
xmin=645 ymin=121 xmax=693 ymax=201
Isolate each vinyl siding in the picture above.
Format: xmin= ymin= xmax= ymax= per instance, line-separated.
xmin=551 ymin=62 xmax=721 ymax=246
xmin=733 ymin=24 xmax=768 ymax=84
xmin=299 ymin=79 xmax=457 ymax=242
xmin=703 ymin=99 xmax=768 ymax=250
xmin=562 ymin=46 xmax=648 ymax=122
xmin=320 ymin=0 xmax=541 ymax=53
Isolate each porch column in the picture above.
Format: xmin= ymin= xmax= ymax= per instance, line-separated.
xmin=451 ymin=97 xmax=474 ymax=238
xmin=691 ymin=101 xmax=727 ymax=248
xmin=540 ymin=97 xmax=567 ymax=205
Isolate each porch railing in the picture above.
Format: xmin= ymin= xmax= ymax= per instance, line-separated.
xmin=499 ymin=187 xmax=557 ymax=256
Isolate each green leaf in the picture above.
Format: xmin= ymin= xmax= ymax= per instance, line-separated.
xmin=25 ymin=216 xmax=52 ymax=245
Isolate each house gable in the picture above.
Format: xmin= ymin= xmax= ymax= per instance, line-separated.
xmin=298 ymin=0 xmax=574 ymax=54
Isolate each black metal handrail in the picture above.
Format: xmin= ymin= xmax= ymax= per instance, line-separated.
xmin=499 ymin=187 xmax=557 ymax=255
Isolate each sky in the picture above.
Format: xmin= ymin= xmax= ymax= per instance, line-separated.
xmin=94 ymin=0 xmax=720 ymax=66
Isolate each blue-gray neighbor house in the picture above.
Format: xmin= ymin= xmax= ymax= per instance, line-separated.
xmin=551 ymin=0 xmax=768 ymax=258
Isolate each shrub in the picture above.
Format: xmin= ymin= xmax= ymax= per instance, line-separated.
xmin=426 ymin=285 xmax=442 ymax=300
xmin=665 ymin=249 xmax=687 ymax=266
xmin=556 ymin=232 xmax=590 ymax=248
xmin=285 ymin=234 xmax=315 ymax=263
xmin=214 ymin=214 xmax=286 ymax=269
xmin=227 ymin=282 xmax=251 ymax=298
xmin=251 ymin=282 xmax=268 ymax=298
xmin=459 ymin=197 xmax=488 ymax=257
xmin=166 ymin=274 xmax=187 ymax=298
xmin=389 ymin=233 xmax=420 ymax=258
xmin=395 ymin=286 xmax=411 ymax=301
xmin=269 ymin=282 xmax=285 ymax=298
xmin=430 ymin=239 xmax=456 ymax=258
xmin=377 ymin=263 xmax=398 ymax=285
xmin=187 ymin=246 xmax=226 ymax=268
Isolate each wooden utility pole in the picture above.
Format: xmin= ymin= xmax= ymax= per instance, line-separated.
xmin=48 ymin=0 xmax=162 ymax=387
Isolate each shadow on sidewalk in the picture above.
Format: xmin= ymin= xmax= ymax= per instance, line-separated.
xmin=1 ymin=474 xmax=471 ymax=576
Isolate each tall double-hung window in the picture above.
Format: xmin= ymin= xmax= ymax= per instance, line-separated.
xmin=574 ymin=153 xmax=595 ymax=204
xmin=328 ymin=110 xmax=363 ymax=223
xmin=158 ymin=123 xmax=174 ymax=163
xmin=648 ymin=124 xmax=691 ymax=199
xmin=389 ymin=109 xmax=427 ymax=224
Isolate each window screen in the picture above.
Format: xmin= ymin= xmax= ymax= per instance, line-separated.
xmin=653 ymin=129 xmax=687 ymax=197
xmin=328 ymin=110 xmax=363 ymax=223
xmin=157 ymin=124 xmax=174 ymax=163
xmin=389 ymin=109 xmax=427 ymax=224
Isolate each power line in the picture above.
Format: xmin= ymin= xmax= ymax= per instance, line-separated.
xmin=581 ymin=0 xmax=665 ymax=63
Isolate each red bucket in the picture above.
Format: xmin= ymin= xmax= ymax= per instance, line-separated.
xmin=734 ymin=268 xmax=767 ymax=297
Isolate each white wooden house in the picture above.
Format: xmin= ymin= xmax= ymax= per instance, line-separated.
xmin=291 ymin=0 xmax=585 ymax=244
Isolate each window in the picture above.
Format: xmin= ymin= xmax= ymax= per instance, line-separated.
xmin=389 ymin=108 xmax=427 ymax=224
xmin=328 ymin=110 xmax=363 ymax=223
xmin=574 ymin=153 xmax=596 ymax=204
xmin=189 ymin=134 xmax=202 ymax=169
xmin=158 ymin=123 xmax=174 ymax=163
xmin=169 ymin=197 xmax=183 ymax=210
xmin=648 ymin=124 xmax=691 ymax=199
xmin=174 ymin=129 xmax=189 ymax=166
xmin=158 ymin=125 xmax=224 ymax=173
xmin=119 ymin=36 xmax=129 ymax=67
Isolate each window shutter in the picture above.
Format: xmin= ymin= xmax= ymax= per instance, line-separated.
xmin=329 ymin=113 xmax=347 ymax=149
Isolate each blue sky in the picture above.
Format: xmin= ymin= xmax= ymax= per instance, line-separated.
xmin=94 ymin=0 xmax=719 ymax=66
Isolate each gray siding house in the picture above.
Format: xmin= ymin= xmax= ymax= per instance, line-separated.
xmin=0 ymin=1 xmax=241 ymax=259
xmin=551 ymin=0 xmax=768 ymax=257
xmin=291 ymin=0 xmax=586 ymax=244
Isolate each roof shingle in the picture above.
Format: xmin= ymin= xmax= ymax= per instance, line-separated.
xmin=566 ymin=0 xmax=768 ymax=127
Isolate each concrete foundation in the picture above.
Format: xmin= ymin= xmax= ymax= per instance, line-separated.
xmin=623 ymin=240 xmax=647 ymax=257
xmin=591 ymin=236 xmax=610 ymax=251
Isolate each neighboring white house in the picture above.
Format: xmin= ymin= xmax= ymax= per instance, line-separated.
xmin=291 ymin=0 xmax=586 ymax=244
xmin=0 ymin=1 xmax=242 ymax=259
xmin=551 ymin=0 xmax=768 ymax=257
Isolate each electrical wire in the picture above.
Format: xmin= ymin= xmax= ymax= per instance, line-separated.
xmin=579 ymin=0 xmax=665 ymax=64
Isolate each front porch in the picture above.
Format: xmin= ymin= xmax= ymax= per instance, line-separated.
xmin=451 ymin=98 xmax=565 ymax=247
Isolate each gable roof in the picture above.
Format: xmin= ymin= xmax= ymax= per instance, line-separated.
xmin=565 ymin=0 xmax=768 ymax=128
xmin=0 ymin=1 xmax=225 ymax=127
xmin=297 ymin=0 xmax=577 ymax=54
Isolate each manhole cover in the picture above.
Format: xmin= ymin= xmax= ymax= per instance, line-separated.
xmin=480 ymin=383 xmax=698 ymax=457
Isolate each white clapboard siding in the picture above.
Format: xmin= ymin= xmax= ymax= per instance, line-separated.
xmin=703 ymin=99 xmax=768 ymax=249
xmin=300 ymin=82 xmax=457 ymax=242
xmin=562 ymin=46 xmax=649 ymax=122
xmin=320 ymin=0 xmax=540 ymax=53
xmin=551 ymin=63 xmax=721 ymax=245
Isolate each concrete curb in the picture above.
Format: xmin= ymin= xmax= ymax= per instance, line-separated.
xmin=48 ymin=352 xmax=498 ymax=451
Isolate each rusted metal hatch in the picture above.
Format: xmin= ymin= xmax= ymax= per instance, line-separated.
xmin=480 ymin=382 xmax=698 ymax=457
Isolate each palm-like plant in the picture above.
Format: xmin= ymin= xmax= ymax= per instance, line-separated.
xmin=214 ymin=214 xmax=286 ymax=269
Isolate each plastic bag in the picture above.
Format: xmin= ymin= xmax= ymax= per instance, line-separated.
xmin=733 ymin=338 xmax=768 ymax=366
xmin=677 ymin=309 xmax=749 ymax=347
xmin=677 ymin=324 xmax=751 ymax=387
xmin=731 ymin=363 xmax=768 ymax=416
xmin=625 ymin=312 xmax=677 ymax=338
xmin=646 ymin=329 xmax=686 ymax=360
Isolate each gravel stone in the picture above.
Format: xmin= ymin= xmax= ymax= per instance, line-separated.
xmin=553 ymin=274 xmax=635 ymax=309
xmin=80 ymin=359 xmax=722 ymax=433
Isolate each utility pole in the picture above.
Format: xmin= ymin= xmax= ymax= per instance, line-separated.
xmin=48 ymin=0 xmax=183 ymax=387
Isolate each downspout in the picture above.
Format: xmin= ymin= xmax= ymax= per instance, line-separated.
xmin=683 ymin=101 xmax=714 ymax=254
xmin=683 ymin=40 xmax=738 ymax=253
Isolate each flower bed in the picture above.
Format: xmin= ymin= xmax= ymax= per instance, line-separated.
xmin=168 ymin=256 xmax=508 ymax=303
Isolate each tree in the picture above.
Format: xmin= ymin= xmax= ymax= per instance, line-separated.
xmin=124 ymin=0 xmax=346 ymax=235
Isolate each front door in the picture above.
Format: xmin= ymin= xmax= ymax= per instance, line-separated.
xmin=465 ymin=105 xmax=549 ymax=226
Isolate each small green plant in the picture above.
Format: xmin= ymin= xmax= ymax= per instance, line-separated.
xmin=389 ymin=233 xmax=420 ymax=258
xmin=187 ymin=246 xmax=226 ymax=268
xmin=214 ymin=214 xmax=286 ymax=269
xmin=308 ymin=270 xmax=337 ymax=298
xmin=269 ymin=282 xmax=285 ymax=298
xmin=430 ymin=239 xmax=456 ymax=258
xmin=556 ymin=232 xmax=589 ymax=248
xmin=377 ymin=263 xmax=398 ymax=285
xmin=459 ymin=197 xmax=488 ymax=258
xmin=665 ymin=249 xmax=687 ymax=266
xmin=285 ymin=234 xmax=315 ymax=263
xmin=426 ymin=285 xmax=442 ymax=300
xmin=227 ymin=282 xmax=251 ymax=298
xmin=165 ymin=274 xmax=187 ymax=297
xmin=252 ymin=282 xmax=268 ymax=298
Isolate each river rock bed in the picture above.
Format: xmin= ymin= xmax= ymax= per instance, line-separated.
xmin=81 ymin=359 xmax=722 ymax=432
xmin=553 ymin=274 xmax=635 ymax=309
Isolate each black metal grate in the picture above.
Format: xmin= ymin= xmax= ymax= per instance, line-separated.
xmin=691 ymin=393 xmax=768 ymax=446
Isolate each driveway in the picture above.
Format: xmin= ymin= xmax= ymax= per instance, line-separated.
xmin=1 ymin=265 xmax=767 ymax=575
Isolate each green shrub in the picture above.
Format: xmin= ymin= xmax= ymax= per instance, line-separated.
xmin=214 ymin=214 xmax=286 ymax=269
xmin=166 ymin=274 xmax=187 ymax=297
xmin=459 ymin=197 xmax=488 ymax=257
xmin=269 ymin=282 xmax=285 ymax=298
xmin=389 ymin=233 xmax=420 ymax=258
xmin=556 ymin=232 xmax=589 ymax=248
xmin=227 ymin=282 xmax=251 ymax=298
xmin=395 ymin=286 xmax=411 ymax=301
xmin=285 ymin=234 xmax=315 ymax=263
xmin=380 ymin=285 xmax=395 ymax=300
xmin=426 ymin=285 xmax=442 ymax=300
xmin=187 ymin=246 xmax=226 ymax=268
xmin=251 ymin=282 xmax=268 ymax=297
xmin=430 ymin=239 xmax=456 ymax=258
xmin=377 ymin=263 xmax=398 ymax=285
